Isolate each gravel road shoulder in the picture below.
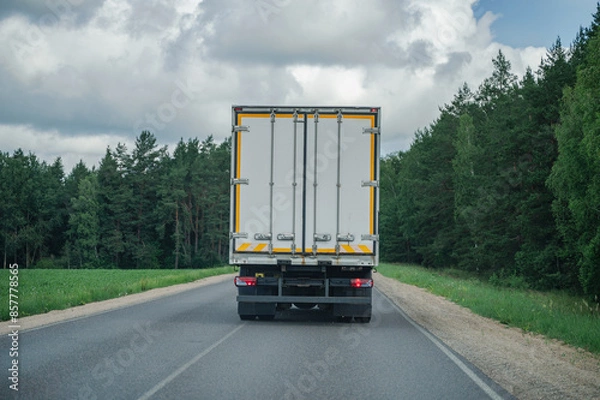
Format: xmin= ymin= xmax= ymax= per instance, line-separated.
xmin=374 ymin=273 xmax=600 ymax=400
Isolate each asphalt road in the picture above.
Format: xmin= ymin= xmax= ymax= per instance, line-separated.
xmin=1 ymin=277 xmax=514 ymax=400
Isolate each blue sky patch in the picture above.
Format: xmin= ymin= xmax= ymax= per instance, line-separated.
xmin=474 ymin=0 xmax=598 ymax=47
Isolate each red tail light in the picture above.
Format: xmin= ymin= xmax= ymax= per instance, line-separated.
xmin=234 ymin=276 xmax=257 ymax=287
xmin=350 ymin=278 xmax=373 ymax=288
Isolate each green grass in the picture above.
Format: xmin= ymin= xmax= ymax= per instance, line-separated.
xmin=378 ymin=263 xmax=600 ymax=355
xmin=0 ymin=267 xmax=235 ymax=321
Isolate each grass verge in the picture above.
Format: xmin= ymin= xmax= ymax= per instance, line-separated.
xmin=0 ymin=266 xmax=235 ymax=321
xmin=377 ymin=263 xmax=600 ymax=355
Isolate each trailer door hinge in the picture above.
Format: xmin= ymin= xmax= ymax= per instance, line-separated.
xmin=233 ymin=125 xmax=249 ymax=133
xmin=232 ymin=178 xmax=249 ymax=185
xmin=361 ymin=180 xmax=379 ymax=187
xmin=361 ymin=234 xmax=379 ymax=241
xmin=231 ymin=232 xmax=248 ymax=239
xmin=362 ymin=127 xmax=380 ymax=135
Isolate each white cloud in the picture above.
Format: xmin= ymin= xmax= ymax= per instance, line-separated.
xmin=288 ymin=66 xmax=367 ymax=104
xmin=0 ymin=124 xmax=133 ymax=172
xmin=0 ymin=0 xmax=551 ymax=171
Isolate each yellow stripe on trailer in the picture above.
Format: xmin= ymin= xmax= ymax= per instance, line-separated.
xmin=273 ymin=247 xmax=292 ymax=253
xmin=317 ymin=248 xmax=337 ymax=253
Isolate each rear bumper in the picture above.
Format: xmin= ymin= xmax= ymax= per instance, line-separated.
xmin=236 ymin=295 xmax=371 ymax=304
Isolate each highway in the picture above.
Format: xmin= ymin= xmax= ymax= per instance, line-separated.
xmin=1 ymin=277 xmax=513 ymax=399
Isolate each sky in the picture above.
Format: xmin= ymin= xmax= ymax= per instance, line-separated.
xmin=0 ymin=0 xmax=598 ymax=173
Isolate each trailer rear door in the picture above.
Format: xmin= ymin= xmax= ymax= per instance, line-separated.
xmin=230 ymin=107 xmax=379 ymax=262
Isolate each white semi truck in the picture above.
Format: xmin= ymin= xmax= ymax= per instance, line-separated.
xmin=230 ymin=106 xmax=380 ymax=322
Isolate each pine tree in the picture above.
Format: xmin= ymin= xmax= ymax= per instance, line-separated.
xmin=537 ymin=38 xmax=576 ymax=126
xmin=0 ymin=152 xmax=17 ymax=268
xmin=191 ymin=136 xmax=231 ymax=266
xmin=451 ymin=114 xmax=484 ymax=269
xmin=7 ymin=150 xmax=47 ymax=268
xmin=477 ymin=50 xmax=518 ymax=107
xmin=128 ymin=131 xmax=167 ymax=269
xmin=41 ymin=158 xmax=68 ymax=262
xmin=97 ymin=148 xmax=128 ymax=268
xmin=549 ymin=32 xmax=600 ymax=296
xmin=379 ymin=153 xmax=407 ymax=262
xmin=158 ymin=139 xmax=191 ymax=269
xmin=569 ymin=3 xmax=600 ymax=71
xmin=68 ymin=175 xmax=99 ymax=268
xmin=395 ymin=115 xmax=458 ymax=268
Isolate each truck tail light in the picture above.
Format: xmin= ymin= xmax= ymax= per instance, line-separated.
xmin=350 ymin=278 xmax=373 ymax=288
xmin=234 ymin=276 xmax=257 ymax=287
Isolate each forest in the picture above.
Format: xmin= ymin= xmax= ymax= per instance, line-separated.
xmin=1 ymin=7 xmax=599 ymax=298
xmin=380 ymin=7 xmax=600 ymax=297
xmin=0 ymin=134 xmax=230 ymax=270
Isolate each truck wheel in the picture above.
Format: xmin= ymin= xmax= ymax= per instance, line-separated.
xmin=240 ymin=315 xmax=256 ymax=321
xmin=355 ymin=316 xmax=371 ymax=323
xmin=257 ymin=314 xmax=275 ymax=321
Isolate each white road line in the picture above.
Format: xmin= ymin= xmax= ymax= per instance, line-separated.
xmin=376 ymin=289 xmax=505 ymax=400
xmin=137 ymin=323 xmax=246 ymax=400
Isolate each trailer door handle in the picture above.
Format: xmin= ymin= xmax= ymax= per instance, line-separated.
xmin=254 ymin=233 xmax=272 ymax=241
xmin=337 ymin=234 xmax=355 ymax=242
xmin=313 ymin=233 xmax=331 ymax=242
xmin=277 ymin=233 xmax=295 ymax=241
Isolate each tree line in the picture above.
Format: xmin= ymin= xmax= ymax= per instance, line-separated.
xmin=0 ymin=133 xmax=230 ymax=269
xmin=1 ymin=6 xmax=599 ymax=299
xmin=380 ymin=6 xmax=600 ymax=297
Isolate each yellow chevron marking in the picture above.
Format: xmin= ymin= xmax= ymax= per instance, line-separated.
xmin=342 ymin=244 xmax=355 ymax=253
xmin=358 ymin=244 xmax=371 ymax=253
xmin=237 ymin=243 xmax=251 ymax=252
xmin=254 ymin=243 xmax=267 ymax=252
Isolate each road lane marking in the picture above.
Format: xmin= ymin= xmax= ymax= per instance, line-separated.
xmin=375 ymin=289 xmax=505 ymax=400
xmin=136 ymin=323 xmax=246 ymax=400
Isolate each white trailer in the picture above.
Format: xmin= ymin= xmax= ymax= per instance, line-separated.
xmin=230 ymin=106 xmax=380 ymax=322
